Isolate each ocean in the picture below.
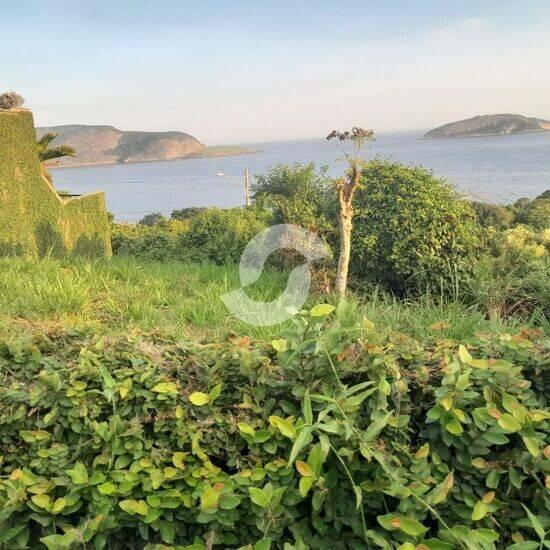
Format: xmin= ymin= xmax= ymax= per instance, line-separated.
xmin=52 ymin=130 xmax=550 ymax=222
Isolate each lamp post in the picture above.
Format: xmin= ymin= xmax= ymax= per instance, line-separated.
xmin=217 ymin=169 xmax=251 ymax=207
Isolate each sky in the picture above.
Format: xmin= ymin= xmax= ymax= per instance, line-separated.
xmin=3 ymin=0 xmax=550 ymax=144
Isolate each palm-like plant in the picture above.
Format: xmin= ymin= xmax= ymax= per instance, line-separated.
xmin=36 ymin=133 xmax=76 ymax=182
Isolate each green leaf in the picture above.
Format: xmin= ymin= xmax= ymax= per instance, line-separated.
xmin=209 ymin=384 xmax=222 ymax=402
xmin=303 ymin=389 xmax=313 ymax=424
xmin=299 ymin=476 xmax=313 ymax=497
xmin=189 ymin=392 xmax=209 ymax=406
xmin=310 ymin=304 xmax=335 ymax=317
xmin=158 ymin=521 xmax=175 ymax=544
xmin=363 ymin=412 xmax=392 ymax=442
xmin=271 ymin=339 xmax=288 ymax=352
xmin=219 ymin=494 xmax=240 ymax=510
xmin=249 ymin=487 xmax=270 ymax=507
xmin=172 ymin=451 xmax=187 ymax=469
xmin=97 ymin=482 xmax=116 ymax=495
xmin=400 ymin=517 xmax=428 ymax=537
xmin=295 ymin=460 xmax=314 ymax=477
xmin=51 ymin=498 xmax=66 ymax=514
xmin=444 ymin=417 xmax=463 ymax=435
xmin=377 ymin=514 xmax=427 ymax=537
xmin=238 ymin=423 xmax=256 ymax=438
xmin=288 ymin=426 xmax=313 ymax=465
xmin=65 ymin=462 xmax=88 ymax=485
xmin=119 ymin=499 xmax=149 ymax=516
xmin=497 ymin=413 xmax=522 ymax=432
xmin=151 ymin=382 xmax=178 ymax=394
xmin=269 ymin=416 xmax=296 ymax=439
xmin=522 ymin=436 xmax=540 ymax=457
xmin=253 ymin=538 xmax=272 ymax=550
xmin=458 ymin=344 xmax=473 ymax=364
xmin=471 ymin=500 xmax=488 ymax=521
xmin=200 ymin=487 xmax=220 ymax=510
xmin=522 ymin=505 xmax=546 ymax=540
xmin=20 ymin=430 xmax=51 ymax=443
xmin=31 ymin=494 xmax=51 ymax=509
xmin=353 ymin=486 xmax=363 ymax=510
xmin=307 ymin=444 xmax=324 ymax=477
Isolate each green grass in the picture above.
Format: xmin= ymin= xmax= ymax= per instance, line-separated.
xmin=0 ymin=257 xmax=531 ymax=342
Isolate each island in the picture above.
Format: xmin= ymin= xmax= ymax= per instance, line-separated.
xmin=36 ymin=124 xmax=256 ymax=167
xmin=424 ymin=114 xmax=550 ymax=139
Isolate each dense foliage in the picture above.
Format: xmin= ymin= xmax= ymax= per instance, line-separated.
xmin=114 ymin=207 xmax=271 ymax=264
xmin=352 ymin=160 xmax=480 ymax=294
xmin=252 ymin=163 xmax=336 ymax=244
xmin=0 ymin=91 xmax=25 ymax=110
xmin=0 ymin=110 xmax=111 ymax=259
xmin=0 ymin=304 xmax=548 ymax=549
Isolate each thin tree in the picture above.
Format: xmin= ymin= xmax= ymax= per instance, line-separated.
xmin=36 ymin=133 xmax=76 ymax=182
xmin=327 ymin=127 xmax=374 ymax=296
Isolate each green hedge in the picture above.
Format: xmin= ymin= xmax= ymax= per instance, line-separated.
xmin=0 ymin=110 xmax=111 ymax=258
xmin=0 ymin=304 xmax=548 ymax=549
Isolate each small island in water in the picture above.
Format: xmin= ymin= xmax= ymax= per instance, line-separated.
xmin=37 ymin=124 xmax=256 ymax=167
xmin=424 ymin=113 xmax=550 ymax=139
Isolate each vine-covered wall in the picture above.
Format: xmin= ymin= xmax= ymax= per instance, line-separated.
xmin=0 ymin=109 xmax=111 ymax=258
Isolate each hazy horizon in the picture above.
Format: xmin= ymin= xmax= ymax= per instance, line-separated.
xmin=4 ymin=1 xmax=550 ymax=144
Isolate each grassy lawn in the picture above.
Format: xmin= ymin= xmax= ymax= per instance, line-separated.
xmin=0 ymin=257 xmax=529 ymax=342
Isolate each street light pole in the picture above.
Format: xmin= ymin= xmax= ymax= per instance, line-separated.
xmin=217 ymin=169 xmax=251 ymax=207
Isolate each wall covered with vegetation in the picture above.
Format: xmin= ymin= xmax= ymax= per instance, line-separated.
xmin=0 ymin=110 xmax=111 ymax=258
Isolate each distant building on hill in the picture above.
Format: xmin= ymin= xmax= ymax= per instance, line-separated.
xmin=0 ymin=109 xmax=111 ymax=258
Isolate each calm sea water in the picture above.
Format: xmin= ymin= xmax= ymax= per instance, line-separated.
xmin=52 ymin=130 xmax=550 ymax=222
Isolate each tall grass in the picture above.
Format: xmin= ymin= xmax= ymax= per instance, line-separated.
xmin=0 ymin=257 xmax=537 ymax=342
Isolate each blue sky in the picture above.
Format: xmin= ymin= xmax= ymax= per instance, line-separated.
xmin=3 ymin=1 xmax=550 ymax=143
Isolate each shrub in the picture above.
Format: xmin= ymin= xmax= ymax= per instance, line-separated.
xmin=352 ymin=160 xmax=480 ymax=294
xmin=471 ymin=201 xmax=514 ymax=229
xmin=253 ymin=163 xmax=336 ymax=241
xmin=0 ymin=305 xmax=548 ymax=548
xmin=0 ymin=91 xmax=25 ymax=110
xmin=139 ymin=213 xmax=167 ymax=226
xmin=111 ymin=223 xmax=178 ymax=261
xmin=513 ymin=196 xmax=550 ymax=230
xmin=176 ymin=206 xmax=271 ymax=264
xmin=466 ymin=225 xmax=549 ymax=320
xmin=171 ymin=207 xmax=205 ymax=221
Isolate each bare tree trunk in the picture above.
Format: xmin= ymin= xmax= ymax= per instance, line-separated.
xmin=335 ymin=200 xmax=353 ymax=296
xmin=334 ymin=166 xmax=360 ymax=297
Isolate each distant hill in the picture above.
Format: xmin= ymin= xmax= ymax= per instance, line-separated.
xmin=36 ymin=125 xmax=254 ymax=166
xmin=424 ymin=114 xmax=550 ymax=139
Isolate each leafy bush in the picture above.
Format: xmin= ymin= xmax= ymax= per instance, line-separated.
xmin=351 ymin=160 xmax=480 ymax=294
xmin=471 ymin=201 xmax=514 ymax=230
xmin=139 ymin=213 xmax=168 ymax=226
xmin=0 ymin=305 xmax=548 ymax=549
xmin=171 ymin=207 xmax=206 ymax=221
xmin=0 ymin=91 xmax=25 ymax=110
xmin=513 ymin=196 xmax=550 ymax=230
xmin=111 ymin=223 xmax=179 ymax=261
xmin=114 ymin=208 xmax=270 ymax=265
xmin=253 ymin=163 xmax=336 ymax=242
xmin=176 ymin=207 xmax=270 ymax=264
xmin=467 ymin=225 xmax=549 ymax=320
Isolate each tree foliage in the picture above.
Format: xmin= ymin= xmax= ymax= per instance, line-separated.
xmin=0 ymin=90 xmax=25 ymax=110
xmin=351 ymin=160 xmax=480 ymax=294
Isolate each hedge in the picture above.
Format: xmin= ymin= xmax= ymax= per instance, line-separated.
xmin=0 ymin=110 xmax=111 ymax=258
xmin=0 ymin=303 xmax=548 ymax=548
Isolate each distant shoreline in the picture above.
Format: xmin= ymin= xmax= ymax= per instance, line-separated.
xmin=50 ymin=146 xmax=258 ymax=169
xmin=423 ymin=128 xmax=550 ymax=140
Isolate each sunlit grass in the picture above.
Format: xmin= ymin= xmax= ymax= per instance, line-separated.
xmin=0 ymin=257 xmax=535 ymax=342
